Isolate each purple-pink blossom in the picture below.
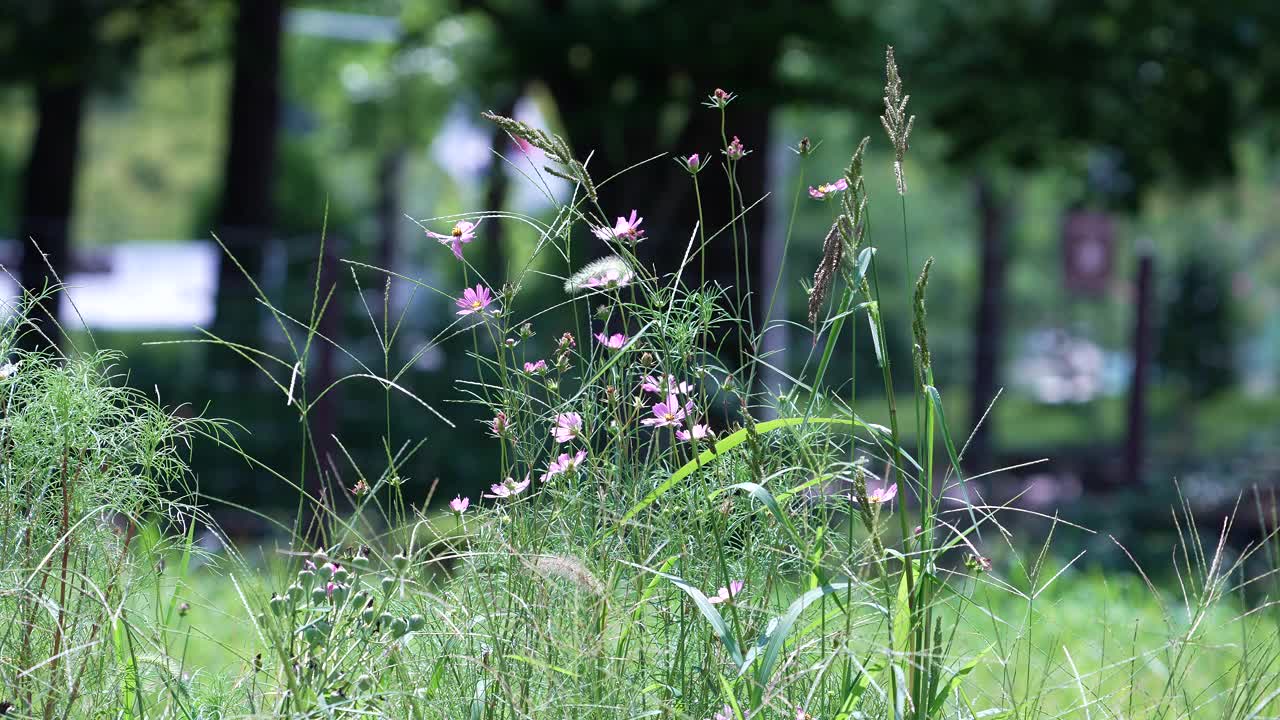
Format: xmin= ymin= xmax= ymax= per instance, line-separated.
xmin=449 ymin=496 xmax=470 ymax=513
xmin=710 ymin=705 xmax=734 ymax=720
xmin=707 ymin=580 xmax=744 ymax=605
xmin=592 ymin=210 xmax=645 ymax=243
xmin=641 ymin=374 xmax=693 ymax=396
xmin=484 ymin=475 xmax=531 ymax=499
xmin=594 ymin=332 xmax=628 ymax=350
xmin=552 ymin=412 xmax=583 ymax=443
xmin=455 ymin=285 xmax=495 ymax=316
xmin=523 ymin=359 xmax=547 ymax=374
xmin=676 ymin=423 xmax=713 ymax=443
xmin=426 ymin=220 xmax=480 ymax=260
xmin=808 ymin=177 xmax=849 ymax=200
xmin=641 ymin=393 xmax=690 ymax=428
xmin=542 ymin=449 xmax=588 ymax=481
xmin=866 ymin=481 xmax=898 ymax=505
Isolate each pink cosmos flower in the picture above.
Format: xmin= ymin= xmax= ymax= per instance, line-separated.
xmin=707 ymin=580 xmax=744 ymax=605
xmin=724 ymin=136 xmax=748 ymax=161
xmin=594 ymin=332 xmax=628 ymax=350
xmin=808 ymin=177 xmax=849 ymax=200
xmin=449 ymin=495 xmax=470 ymax=513
xmin=484 ymin=475 xmax=532 ymax=499
xmin=523 ymin=359 xmax=547 ymax=374
xmin=552 ymin=412 xmax=582 ymax=443
xmin=676 ymin=423 xmax=713 ymax=443
xmin=866 ymin=481 xmax=898 ymax=505
xmin=542 ymin=449 xmax=588 ymax=481
xmin=641 ymin=374 xmax=693 ymax=395
xmin=641 ymin=393 xmax=690 ymax=428
xmin=455 ymin=285 xmax=495 ymax=316
xmin=850 ymin=481 xmax=899 ymax=506
xmin=426 ymin=220 xmax=480 ymax=260
xmin=592 ymin=210 xmax=645 ymax=243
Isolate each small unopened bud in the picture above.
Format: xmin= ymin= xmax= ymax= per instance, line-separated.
xmin=178 ymin=602 xmax=190 ymax=617
xmin=269 ymin=595 xmax=287 ymax=616
xmin=391 ymin=553 xmax=410 ymax=572
xmin=302 ymin=620 xmax=330 ymax=646
xmin=311 ymin=586 xmax=327 ymax=604
xmin=707 ymin=87 xmax=735 ymax=108
xmin=329 ymin=584 xmax=350 ymax=604
xmin=381 ymin=576 xmax=396 ymax=594
xmin=356 ymin=674 xmax=374 ymax=692
xmin=286 ymin=584 xmax=305 ymax=603
xmin=389 ymin=617 xmax=409 ymax=638
xmin=724 ymin=136 xmax=748 ymax=161
xmin=407 ymin=614 xmax=425 ymax=632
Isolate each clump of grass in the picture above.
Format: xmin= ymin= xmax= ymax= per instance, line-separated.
xmin=0 ymin=301 xmax=209 ymax=719
xmin=5 ymin=43 xmax=1280 ymax=720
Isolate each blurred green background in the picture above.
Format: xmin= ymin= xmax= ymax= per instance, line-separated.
xmin=1 ymin=1 xmax=1277 ymax=559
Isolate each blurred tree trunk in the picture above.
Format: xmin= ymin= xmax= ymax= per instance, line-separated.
xmin=478 ymin=96 xmax=518 ymax=288
xmin=967 ymin=175 xmax=1007 ymax=472
xmin=305 ymin=236 xmax=343 ymax=536
xmin=16 ymin=77 xmax=87 ymax=351
xmin=212 ymin=0 xmax=282 ymax=355
xmin=375 ymin=146 xmax=406 ymax=323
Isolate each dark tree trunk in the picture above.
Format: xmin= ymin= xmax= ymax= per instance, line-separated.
xmin=374 ymin=146 xmax=406 ymax=325
xmin=1124 ymin=253 xmax=1154 ymax=486
xmin=479 ymin=96 xmax=518 ymax=289
xmin=375 ymin=149 xmax=405 ymax=275
xmin=212 ymin=0 xmax=283 ymax=350
xmin=305 ymin=236 xmax=343 ymax=534
xmin=16 ymin=78 xmax=88 ymax=351
xmin=967 ymin=175 xmax=1007 ymax=472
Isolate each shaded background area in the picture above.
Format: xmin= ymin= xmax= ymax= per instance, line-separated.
xmin=0 ymin=1 xmax=1277 ymax=561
